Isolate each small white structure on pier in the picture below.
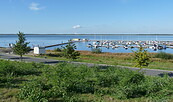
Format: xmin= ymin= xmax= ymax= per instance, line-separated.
xmin=34 ymin=47 xmax=45 ymax=54
xmin=71 ymin=38 xmax=81 ymax=41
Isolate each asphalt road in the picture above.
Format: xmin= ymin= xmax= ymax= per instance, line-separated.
xmin=0 ymin=53 xmax=173 ymax=77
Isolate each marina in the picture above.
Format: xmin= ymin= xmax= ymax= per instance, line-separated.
xmin=1 ymin=34 xmax=173 ymax=53
xmin=87 ymin=40 xmax=173 ymax=50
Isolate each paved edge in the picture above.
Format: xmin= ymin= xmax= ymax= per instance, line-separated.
xmin=0 ymin=53 xmax=173 ymax=77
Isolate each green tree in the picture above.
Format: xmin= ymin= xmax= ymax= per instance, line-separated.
xmin=133 ymin=46 xmax=150 ymax=68
xmin=62 ymin=43 xmax=80 ymax=59
xmin=13 ymin=31 xmax=30 ymax=60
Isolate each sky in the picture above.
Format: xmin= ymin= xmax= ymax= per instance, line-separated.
xmin=1 ymin=0 xmax=173 ymax=34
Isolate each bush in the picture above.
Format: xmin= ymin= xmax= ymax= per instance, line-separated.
xmin=18 ymin=63 xmax=96 ymax=101
xmin=54 ymin=48 xmax=62 ymax=52
xmin=0 ymin=60 xmax=41 ymax=76
xmin=61 ymin=43 xmax=80 ymax=59
xmin=97 ymin=74 xmax=119 ymax=87
xmin=91 ymin=48 xmax=102 ymax=54
xmin=18 ymin=80 xmax=48 ymax=102
xmin=155 ymin=52 xmax=173 ymax=59
xmin=0 ymin=60 xmax=43 ymax=88
xmin=13 ymin=31 xmax=30 ymax=59
xmin=116 ymin=72 xmax=147 ymax=99
xmin=133 ymin=47 xmax=150 ymax=68
xmin=117 ymin=84 xmax=146 ymax=99
xmin=96 ymin=67 xmax=119 ymax=87
xmin=16 ymin=62 xmax=173 ymax=101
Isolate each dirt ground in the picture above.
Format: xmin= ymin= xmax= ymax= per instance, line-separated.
xmin=0 ymin=47 xmax=12 ymax=53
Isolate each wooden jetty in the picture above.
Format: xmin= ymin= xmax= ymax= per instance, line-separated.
xmin=44 ymin=41 xmax=74 ymax=48
xmin=31 ymin=39 xmax=88 ymax=50
xmin=30 ymin=41 xmax=74 ymax=50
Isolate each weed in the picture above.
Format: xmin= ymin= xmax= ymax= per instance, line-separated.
xmin=91 ymin=48 xmax=102 ymax=54
xmin=155 ymin=52 xmax=173 ymax=60
xmin=133 ymin=47 xmax=150 ymax=68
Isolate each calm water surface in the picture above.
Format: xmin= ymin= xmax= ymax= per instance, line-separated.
xmin=1 ymin=34 xmax=173 ymax=53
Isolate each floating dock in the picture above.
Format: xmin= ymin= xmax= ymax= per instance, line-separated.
xmin=89 ymin=40 xmax=173 ymax=46
xmin=87 ymin=40 xmax=173 ymax=50
xmin=32 ymin=39 xmax=173 ymax=50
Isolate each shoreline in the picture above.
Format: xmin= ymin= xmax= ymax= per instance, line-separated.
xmin=1 ymin=34 xmax=173 ymax=35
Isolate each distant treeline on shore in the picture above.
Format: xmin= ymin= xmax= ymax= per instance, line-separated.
xmin=1 ymin=33 xmax=173 ymax=35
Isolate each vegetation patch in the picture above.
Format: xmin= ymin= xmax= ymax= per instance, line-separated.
xmin=91 ymin=48 xmax=102 ymax=54
xmin=61 ymin=43 xmax=80 ymax=59
xmin=133 ymin=47 xmax=150 ymax=68
xmin=1 ymin=60 xmax=173 ymax=101
xmin=155 ymin=51 xmax=173 ymax=60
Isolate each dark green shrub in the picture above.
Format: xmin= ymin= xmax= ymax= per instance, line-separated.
xmin=97 ymin=75 xmax=118 ymax=87
xmin=16 ymin=62 xmax=173 ymax=101
xmin=0 ymin=60 xmax=43 ymax=88
xmin=18 ymin=80 xmax=48 ymax=102
xmin=54 ymin=47 xmax=62 ymax=52
xmin=47 ymin=53 xmax=61 ymax=57
xmin=116 ymin=71 xmax=147 ymax=99
xmin=155 ymin=52 xmax=173 ymax=59
xmin=0 ymin=60 xmax=41 ymax=76
xmin=0 ymin=73 xmax=14 ymax=87
xmin=144 ymin=77 xmax=173 ymax=101
xmin=97 ymin=73 xmax=119 ymax=87
xmin=146 ymin=77 xmax=170 ymax=95
xmin=133 ymin=47 xmax=150 ymax=68
xmin=66 ymin=81 xmax=95 ymax=93
xmin=13 ymin=31 xmax=30 ymax=60
xmin=0 ymin=60 xmax=16 ymax=76
xmin=128 ymin=73 xmax=145 ymax=84
xmin=31 ymin=63 xmax=96 ymax=101
xmin=61 ymin=43 xmax=80 ymax=59
xmin=117 ymin=84 xmax=147 ymax=99
xmin=91 ymin=48 xmax=102 ymax=54
xmin=50 ymin=63 xmax=95 ymax=94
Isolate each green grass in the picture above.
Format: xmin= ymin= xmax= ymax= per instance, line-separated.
xmin=27 ymin=50 xmax=173 ymax=71
xmin=155 ymin=51 xmax=173 ymax=60
xmin=0 ymin=60 xmax=44 ymax=101
xmin=1 ymin=60 xmax=173 ymax=101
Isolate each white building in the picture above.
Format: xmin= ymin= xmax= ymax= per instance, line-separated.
xmin=34 ymin=47 xmax=45 ymax=54
xmin=71 ymin=38 xmax=81 ymax=41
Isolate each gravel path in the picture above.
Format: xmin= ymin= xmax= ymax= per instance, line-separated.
xmin=0 ymin=53 xmax=173 ymax=77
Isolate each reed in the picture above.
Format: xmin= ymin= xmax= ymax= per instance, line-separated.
xmin=155 ymin=52 xmax=173 ymax=59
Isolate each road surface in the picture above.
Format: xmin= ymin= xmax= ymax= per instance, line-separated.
xmin=0 ymin=53 xmax=173 ymax=77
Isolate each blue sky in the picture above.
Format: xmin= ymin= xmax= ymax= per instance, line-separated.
xmin=1 ymin=0 xmax=173 ymax=34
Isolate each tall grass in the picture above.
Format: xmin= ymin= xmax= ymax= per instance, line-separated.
xmin=91 ymin=48 xmax=102 ymax=54
xmin=1 ymin=59 xmax=173 ymax=101
xmin=0 ymin=60 xmax=44 ymax=88
xmin=17 ymin=63 xmax=173 ymax=101
xmin=155 ymin=52 xmax=173 ymax=59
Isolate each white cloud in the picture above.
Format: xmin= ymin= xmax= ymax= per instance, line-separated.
xmin=29 ymin=2 xmax=43 ymax=11
xmin=73 ymin=25 xmax=81 ymax=29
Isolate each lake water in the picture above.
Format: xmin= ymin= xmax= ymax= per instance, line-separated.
xmin=1 ymin=34 xmax=173 ymax=53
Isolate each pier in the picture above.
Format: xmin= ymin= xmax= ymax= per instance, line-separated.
xmin=43 ymin=38 xmax=89 ymax=48
xmin=31 ymin=39 xmax=173 ymax=51
xmin=44 ymin=42 xmax=73 ymax=48
xmin=90 ymin=40 xmax=173 ymax=46
xmin=30 ymin=41 xmax=75 ymax=50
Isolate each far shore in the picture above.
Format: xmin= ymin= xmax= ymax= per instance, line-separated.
xmin=1 ymin=33 xmax=173 ymax=35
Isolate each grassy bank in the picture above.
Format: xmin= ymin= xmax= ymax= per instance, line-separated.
xmin=1 ymin=60 xmax=173 ymax=101
xmin=32 ymin=50 xmax=173 ymax=71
